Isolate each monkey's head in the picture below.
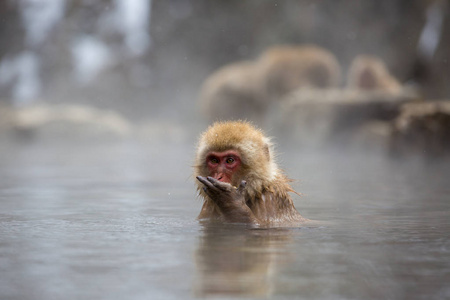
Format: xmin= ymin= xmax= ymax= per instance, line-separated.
xmin=194 ymin=121 xmax=278 ymax=192
xmin=347 ymin=55 xmax=401 ymax=93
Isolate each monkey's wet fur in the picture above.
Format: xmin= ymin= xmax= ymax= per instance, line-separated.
xmin=194 ymin=121 xmax=306 ymax=227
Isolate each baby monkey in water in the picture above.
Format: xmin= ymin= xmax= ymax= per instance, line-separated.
xmin=194 ymin=121 xmax=305 ymax=227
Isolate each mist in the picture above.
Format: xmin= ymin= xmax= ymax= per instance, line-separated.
xmin=0 ymin=1 xmax=449 ymax=299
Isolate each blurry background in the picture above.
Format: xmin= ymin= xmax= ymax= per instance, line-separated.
xmin=1 ymin=2 xmax=450 ymax=299
xmin=0 ymin=0 xmax=449 ymax=124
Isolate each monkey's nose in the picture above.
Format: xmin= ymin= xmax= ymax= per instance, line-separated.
xmin=213 ymin=173 xmax=224 ymax=181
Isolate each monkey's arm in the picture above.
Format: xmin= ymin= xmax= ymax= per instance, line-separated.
xmin=196 ymin=176 xmax=259 ymax=225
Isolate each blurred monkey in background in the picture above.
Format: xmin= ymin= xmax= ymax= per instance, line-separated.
xmin=258 ymin=45 xmax=342 ymax=99
xmin=346 ymin=55 xmax=402 ymax=93
xmin=198 ymin=61 xmax=266 ymax=124
xmin=198 ymin=45 xmax=342 ymax=124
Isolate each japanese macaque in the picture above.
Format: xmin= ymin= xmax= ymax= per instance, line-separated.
xmin=198 ymin=45 xmax=342 ymax=124
xmin=258 ymin=45 xmax=342 ymax=99
xmin=198 ymin=61 xmax=266 ymax=124
xmin=346 ymin=55 xmax=402 ymax=93
xmin=194 ymin=121 xmax=305 ymax=227
xmin=389 ymin=101 xmax=450 ymax=158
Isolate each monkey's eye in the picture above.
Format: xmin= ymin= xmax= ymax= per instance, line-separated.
xmin=226 ymin=157 xmax=235 ymax=164
xmin=209 ymin=157 xmax=219 ymax=164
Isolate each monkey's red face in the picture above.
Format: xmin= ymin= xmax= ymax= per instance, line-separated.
xmin=205 ymin=150 xmax=241 ymax=184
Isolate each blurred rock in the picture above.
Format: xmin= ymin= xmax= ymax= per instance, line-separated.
xmin=278 ymin=89 xmax=420 ymax=146
xmin=13 ymin=103 xmax=133 ymax=137
xmin=0 ymin=102 xmax=195 ymax=144
xmin=389 ymin=101 xmax=450 ymax=158
xmin=0 ymin=102 xmax=133 ymax=140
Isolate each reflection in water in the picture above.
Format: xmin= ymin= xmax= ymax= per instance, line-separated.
xmin=195 ymin=223 xmax=300 ymax=297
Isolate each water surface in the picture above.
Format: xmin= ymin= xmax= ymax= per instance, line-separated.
xmin=0 ymin=137 xmax=449 ymax=299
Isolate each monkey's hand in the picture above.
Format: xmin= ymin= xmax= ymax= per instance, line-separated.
xmin=196 ymin=176 xmax=258 ymax=225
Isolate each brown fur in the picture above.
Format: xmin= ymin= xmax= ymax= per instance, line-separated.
xmin=194 ymin=121 xmax=305 ymax=226
xmin=347 ymin=55 xmax=402 ymax=93
xmin=198 ymin=61 xmax=266 ymax=124
xmin=258 ymin=45 xmax=342 ymax=99
xmin=198 ymin=45 xmax=341 ymax=125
